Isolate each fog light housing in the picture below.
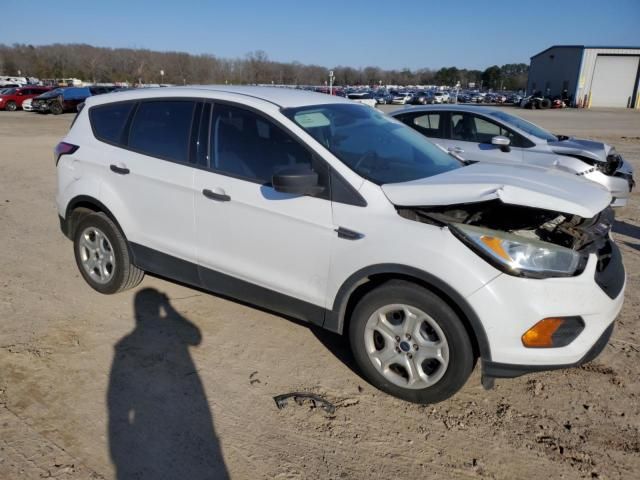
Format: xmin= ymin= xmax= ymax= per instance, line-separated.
xmin=522 ymin=317 xmax=585 ymax=348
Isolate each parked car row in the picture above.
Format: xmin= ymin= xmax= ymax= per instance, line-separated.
xmin=338 ymin=87 xmax=524 ymax=107
xmin=55 ymin=86 xmax=630 ymax=405
xmin=0 ymin=85 xmax=118 ymax=113
xmin=0 ymin=86 xmax=53 ymax=111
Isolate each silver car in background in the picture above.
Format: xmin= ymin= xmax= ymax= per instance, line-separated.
xmin=391 ymin=105 xmax=635 ymax=207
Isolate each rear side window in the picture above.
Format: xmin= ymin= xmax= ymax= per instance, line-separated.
xmin=129 ymin=101 xmax=195 ymax=163
xmin=405 ymin=112 xmax=442 ymax=138
xmin=90 ymin=102 xmax=135 ymax=145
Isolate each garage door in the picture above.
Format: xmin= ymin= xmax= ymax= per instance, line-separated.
xmin=590 ymin=55 xmax=639 ymax=107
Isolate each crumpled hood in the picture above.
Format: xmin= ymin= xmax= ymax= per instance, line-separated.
xmin=381 ymin=162 xmax=611 ymax=218
xmin=547 ymin=137 xmax=611 ymax=163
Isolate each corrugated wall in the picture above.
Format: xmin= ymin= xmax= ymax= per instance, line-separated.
xmin=577 ymin=48 xmax=640 ymax=108
xmin=527 ymin=47 xmax=583 ymax=99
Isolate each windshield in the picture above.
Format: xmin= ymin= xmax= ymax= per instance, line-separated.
xmin=283 ymin=103 xmax=461 ymax=185
xmin=1 ymin=88 xmax=17 ymax=95
xmin=488 ymin=110 xmax=558 ymax=141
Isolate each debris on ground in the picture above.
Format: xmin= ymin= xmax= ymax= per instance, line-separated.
xmin=273 ymin=392 xmax=336 ymax=414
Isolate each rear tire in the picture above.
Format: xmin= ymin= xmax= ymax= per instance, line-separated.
xmin=348 ymin=280 xmax=474 ymax=404
xmin=73 ymin=212 xmax=144 ymax=294
xmin=5 ymin=101 xmax=17 ymax=111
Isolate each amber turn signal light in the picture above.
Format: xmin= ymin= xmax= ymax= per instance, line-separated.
xmin=522 ymin=318 xmax=565 ymax=348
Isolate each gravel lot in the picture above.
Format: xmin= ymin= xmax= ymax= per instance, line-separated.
xmin=1 ymin=106 xmax=639 ymax=479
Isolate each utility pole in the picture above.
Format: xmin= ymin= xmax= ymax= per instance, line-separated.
xmin=329 ymin=70 xmax=334 ymax=95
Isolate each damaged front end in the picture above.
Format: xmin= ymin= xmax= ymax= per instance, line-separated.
xmin=398 ymin=200 xmax=615 ymax=279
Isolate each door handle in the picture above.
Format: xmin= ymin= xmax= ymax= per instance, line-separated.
xmin=109 ymin=164 xmax=130 ymax=175
xmin=448 ymin=146 xmax=464 ymax=154
xmin=335 ymin=226 xmax=364 ymax=240
xmin=202 ymin=188 xmax=231 ymax=202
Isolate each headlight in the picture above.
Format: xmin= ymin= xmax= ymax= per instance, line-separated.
xmin=450 ymin=223 xmax=582 ymax=278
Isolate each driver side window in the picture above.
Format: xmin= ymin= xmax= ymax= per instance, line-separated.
xmin=450 ymin=113 xmax=515 ymax=144
xmin=209 ymin=104 xmax=314 ymax=183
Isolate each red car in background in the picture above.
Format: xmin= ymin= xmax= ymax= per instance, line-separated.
xmin=0 ymin=86 xmax=52 ymax=111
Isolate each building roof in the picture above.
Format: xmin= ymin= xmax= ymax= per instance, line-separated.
xmin=531 ymin=45 xmax=640 ymax=59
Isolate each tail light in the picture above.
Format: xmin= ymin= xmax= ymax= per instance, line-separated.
xmin=54 ymin=142 xmax=78 ymax=165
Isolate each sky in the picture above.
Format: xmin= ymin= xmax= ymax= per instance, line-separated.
xmin=2 ymin=0 xmax=639 ymax=71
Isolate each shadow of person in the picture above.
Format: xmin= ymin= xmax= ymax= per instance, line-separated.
xmin=107 ymin=288 xmax=229 ymax=480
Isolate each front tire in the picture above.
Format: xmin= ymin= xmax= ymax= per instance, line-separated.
xmin=5 ymin=101 xmax=17 ymax=111
xmin=50 ymin=102 xmax=63 ymax=115
xmin=348 ymin=280 xmax=474 ymax=404
xmin=73 ymin=212 xmax=144 ymax=294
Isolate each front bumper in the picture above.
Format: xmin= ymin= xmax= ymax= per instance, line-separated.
xmin=483 ymin=322 xmax=614 ymax=378
xmin=31 ymin=102 xmax=50 ymax=112
xmin=468 ymin=241 xmax=625 ymax=373
xmin=589 ymin=157 xmax=634 ymax=207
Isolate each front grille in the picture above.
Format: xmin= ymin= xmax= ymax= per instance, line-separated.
xmin=604 ymin=153 xmax=622 ymax=175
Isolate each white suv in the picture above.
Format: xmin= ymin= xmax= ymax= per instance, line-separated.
xmin=56 ymin=86 xmax=625 ymax=403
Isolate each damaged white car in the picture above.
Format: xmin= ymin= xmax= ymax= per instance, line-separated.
xmin=56 ymin=88 xmax=625 ymax=404
xmin=391 ymin=105 xmax=635 ymax=207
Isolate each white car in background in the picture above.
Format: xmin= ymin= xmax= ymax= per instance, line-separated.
xmin=55 ymin=86 xmax=625 ymax=404
xmin=433 ymin=92 xmax=450 ymax=103
xmin=392 ymin=105 xmax=635 ymax=207
xmin=346 ymin=92 xmax=377 ymax=108
xmin=391 ymin=92 xmax=413 ymax=105
xmin=22 ymin=98 xmax=34 ymax=111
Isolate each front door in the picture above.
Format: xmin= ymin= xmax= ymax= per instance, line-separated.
xmin=441 ymin=112 xmax=524 ymax=164
xmin=193 ymin=102 xmax=334 ymax=325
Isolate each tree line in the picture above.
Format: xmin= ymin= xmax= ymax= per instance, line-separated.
xmin=0 ymin=43 xmax=528 ymax=89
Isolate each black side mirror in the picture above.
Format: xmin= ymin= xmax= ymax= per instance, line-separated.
xmin=272 ymin=167 xmax=324 ymax=196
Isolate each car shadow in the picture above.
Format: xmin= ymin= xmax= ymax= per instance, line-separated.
xmin=623 ymin=242 xmax=640 ymax=252
xmin=614 ymin=220 xmax=640 ymax=241
xmin=107 ymin=288 xmax=229 ymax=480
xmin=310 ymin=327 xmax=361 ymax=378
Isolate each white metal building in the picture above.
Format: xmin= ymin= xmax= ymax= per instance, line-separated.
xmin=527 ymin=45 xmax=640 ymax=108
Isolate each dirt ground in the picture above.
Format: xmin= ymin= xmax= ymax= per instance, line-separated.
xmin=1 ymin=105 xmax=639 ymax=480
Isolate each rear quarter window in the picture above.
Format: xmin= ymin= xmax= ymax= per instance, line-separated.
xmin=90 ymin=102 xmax=136 ymax=145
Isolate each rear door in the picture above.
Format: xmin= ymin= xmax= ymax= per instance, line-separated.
xmin=193 ymin=102 xmax=334 ymax=323
xmin=440 ymin=112 xmax=524 ymax=164
xmin=91 ymin=99 xmax=199 ymax=273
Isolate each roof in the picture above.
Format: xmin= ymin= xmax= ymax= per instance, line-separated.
xmin=388 ymin=104 xmax=503 ymax=116
xmin=86 ymin=85 xmax=352 ymax=109
xmin=531 ymin=45 xmax=640 ymax=59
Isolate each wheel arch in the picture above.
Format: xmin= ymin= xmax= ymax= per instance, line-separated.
xmin=63 ymin=195 xmax=126 ymax=241
xmin=324 ymin=264 xmax=491 ymax=361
